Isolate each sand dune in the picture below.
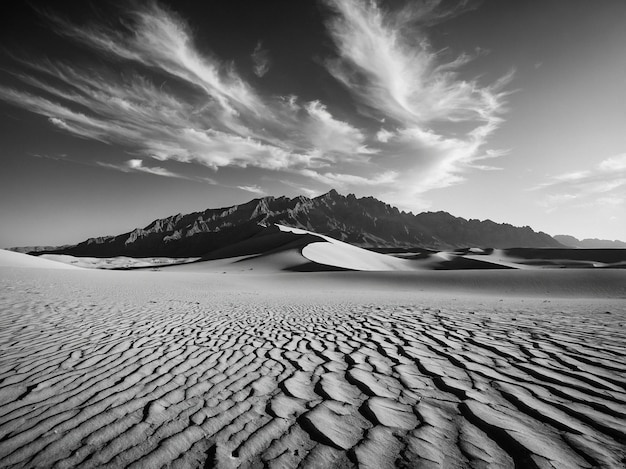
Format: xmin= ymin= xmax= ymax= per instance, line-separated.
xmin=22 ymin=225 xmax=626 ymax=273
xmin=33 ymin=224 xmax=626 ymax=273
xmin=1 ymin=263 xmax=625 ymax=468
xmin=464 ymin=248 xmax=626 ymax=270
xmin=302 ymin=242 xmax=416 ymax=271
xmin=40 ymin=254 xmax=200 ymax=270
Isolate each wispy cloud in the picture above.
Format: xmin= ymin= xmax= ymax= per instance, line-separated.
xmin=323 ymin=0 xmax=510 ymax=125
xmin=237 ymin=184 xmax=267 ymax=195
xmin=599 ymin=154 xmax=626 ymax=171
xmin=322 ymin=0 xmax=511 ymax=199
xmin=532 ymin=153 xmax=626 ymax=211
xmin=0 ymin=1 xmax=512 ymax=210
xmin=300 ymin=169 xmax=398 ymax=188
xmin=0 ymin=3 xmax=373 ymax=174
xmin=98 ymin=159 xmax=189 ymax=179
xmin=28 ymin=152 xmax=68 ymax=161
xmin=44 ymin=2 xmax=263 ymax=117
xmin=303 ymin=100 xmax=371 ymax=156
xmin=251 ymin=41 xmax=271 ymax=78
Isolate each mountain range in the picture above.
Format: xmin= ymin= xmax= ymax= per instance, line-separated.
xmin=553 ymin=235 xmax=626 ymax=249
xmin=18 ymin=190 xmax=568 ymax=258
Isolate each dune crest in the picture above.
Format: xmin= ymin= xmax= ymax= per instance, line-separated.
xmin=277 ymin=224 xmax=417 ymax=271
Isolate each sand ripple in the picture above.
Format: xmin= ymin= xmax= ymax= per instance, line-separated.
xmin=1 ymin=271 xmax=625 ymax=468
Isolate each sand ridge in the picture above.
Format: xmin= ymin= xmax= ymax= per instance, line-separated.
xmin=1 ymin=266 xmax=625 ymax=468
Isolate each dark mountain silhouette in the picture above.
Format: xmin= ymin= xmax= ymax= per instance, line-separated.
xmin=30 ymin=190 xmax=563 ymax=258
xmin=9 ymin=245 xmax=73 ymax=254
xmin=554 ymin=235 xmax=626 ymax=249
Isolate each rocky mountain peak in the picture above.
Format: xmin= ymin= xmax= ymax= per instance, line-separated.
xmin=32 ymin=191 xmax=564 ymax=258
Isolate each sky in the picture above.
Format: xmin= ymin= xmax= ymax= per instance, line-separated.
xmin=1 ymin=0 xmax=625 ymax=247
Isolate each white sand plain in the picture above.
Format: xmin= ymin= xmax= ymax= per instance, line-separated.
xmin=1 ymin=245 xmax=625 ymax=468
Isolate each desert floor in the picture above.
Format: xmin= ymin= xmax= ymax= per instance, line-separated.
xmin=1 ymin=261 xmax=625 ymax=468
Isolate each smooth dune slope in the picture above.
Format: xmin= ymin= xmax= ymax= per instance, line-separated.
xmin=278 ymin=224 xmax=419 ymax=271
xmin=0 ymin=249 xmax=81 ymax=269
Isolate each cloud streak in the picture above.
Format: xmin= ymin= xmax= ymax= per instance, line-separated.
xmin=300 ymin=169 xmax=398 ymax=188
xmin=45 ymin=2 xmax=262 ymax=117
xmin=98 ymin=159 xmax=189 ymax=179
xmin=237 ymin=184 xmax=267 ymax=195
xmin=532 ymin=153 xmax=626 ymax=211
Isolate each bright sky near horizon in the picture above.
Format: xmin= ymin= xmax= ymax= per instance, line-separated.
xmin=1 ymin=0 xmax=625 ymax=247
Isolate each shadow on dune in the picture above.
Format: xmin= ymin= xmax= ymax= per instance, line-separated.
xmin=504 ymin=248 xmax=626 ymax=268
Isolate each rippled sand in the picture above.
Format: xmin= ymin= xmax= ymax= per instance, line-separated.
xmin=1 ymin=264 xmax=625 ymax=468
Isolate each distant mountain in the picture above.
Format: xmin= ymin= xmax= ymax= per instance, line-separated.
xmin=8 ymin=245 xmax=72 ymax=254
xmin=28 ymin=190 xmax=563 ymax=258
xmin=554 ymin=235 xmax=626 ymax=249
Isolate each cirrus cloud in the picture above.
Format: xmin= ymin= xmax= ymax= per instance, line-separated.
xmin=531 ymin=153 xmax=626 ymax=212
xmin=321 ymin=0 xmax=512 ymax=203
xmin=0 ymin=0 xmax=511 ymax=206
xmin=251 ymin=41 xmax=271 ymax=78
xmin=98 ymin=159 xmax=189 ymax=179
